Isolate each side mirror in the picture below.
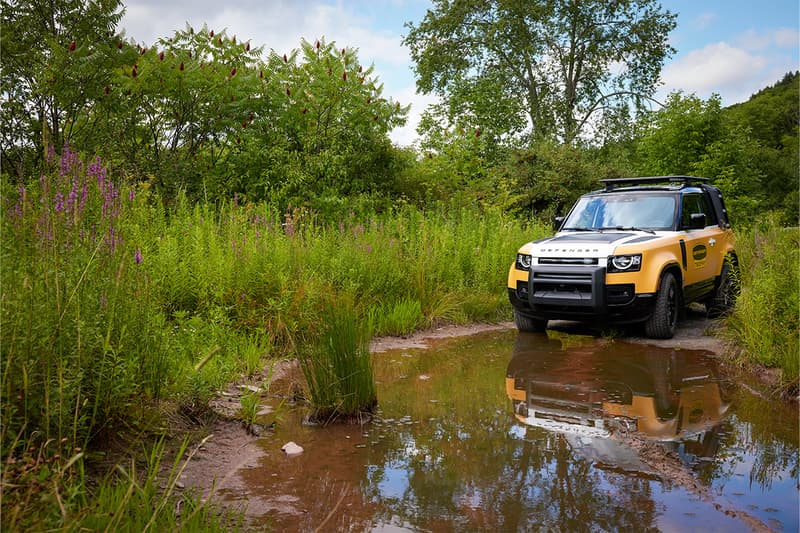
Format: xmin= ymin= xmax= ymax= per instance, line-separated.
xmin=689 ymin=213 xmax=706 ymax=229
xmin=553 ymin=216 xmax=565 ymax=232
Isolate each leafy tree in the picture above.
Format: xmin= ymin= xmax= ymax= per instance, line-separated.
xmin=726 ymin=71 xmax=799 ymax=150
xmin=0 ymin=0 xmax=126 ymax=178
xmin=96 ymin=25 xmax=266 ymax=198
xmin=497 ymin=142 xmax=625 ymax=221
xmin=636 ymin=92 xmax=724 ymax=176
xmin=226 ymin=38 xmax=409 ymax=210
xmin=412 ymin=121 xmax=499 ymax=207
xmin=403 ymin=0 xmax=676 ymax=144
xmin=725 ymin=71 xmax=799 ymax=223
xmin=635 ymin=90 xmax=797 ymax=223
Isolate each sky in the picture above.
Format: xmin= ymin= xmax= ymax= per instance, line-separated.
xmin=120 ymin=0 xmax=800 ymax=146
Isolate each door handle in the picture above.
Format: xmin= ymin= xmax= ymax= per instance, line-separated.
xmin=708 ymin=238 xmax=716 ymax=247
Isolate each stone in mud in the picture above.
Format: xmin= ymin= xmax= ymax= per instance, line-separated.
xmin=281 ymin=441 xmax=304 ymax=455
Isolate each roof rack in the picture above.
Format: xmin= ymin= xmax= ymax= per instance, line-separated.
xmin=600 ymin=176 xmax=709 ymax=191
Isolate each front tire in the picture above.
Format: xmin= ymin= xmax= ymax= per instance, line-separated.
xmin=645 ymin=272 xmax=679 ymax=339
xmin=514 ymin=309 xmax=547 ymax=333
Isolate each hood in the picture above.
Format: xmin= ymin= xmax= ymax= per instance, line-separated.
xmin=529 ymin=231 xmax=659 ymax=259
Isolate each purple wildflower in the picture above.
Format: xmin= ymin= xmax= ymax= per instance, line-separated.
xmin=54 ymin=192 xmax=64 ymax=212
xmin=134 ymin=248 xmax=142 ymax=264
xmin=67 ymin=180 xmax=78 ymax=214
xmin=80 ymin=181 xmax=88 ymax=214
xmin=128 ymin=189 xmax=135 ymax=203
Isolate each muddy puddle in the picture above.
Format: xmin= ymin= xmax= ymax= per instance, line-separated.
xmin=191 ymin=329 xmax=798 ymax=532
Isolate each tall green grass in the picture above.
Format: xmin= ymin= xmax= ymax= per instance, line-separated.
xmin=726 ymin=217 xmax=799 ymax=392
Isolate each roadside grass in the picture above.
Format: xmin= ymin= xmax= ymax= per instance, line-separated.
xmin=1 ymin=431 xmax=239 ymax=532
xmin=1 ymin=149 xmax=539 ymax=528
xmin=725 ymin=217 xmax=799 ymax=393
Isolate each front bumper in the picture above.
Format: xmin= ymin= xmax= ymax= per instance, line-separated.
xmin=508 ymin=264 xmax=656 ymax=324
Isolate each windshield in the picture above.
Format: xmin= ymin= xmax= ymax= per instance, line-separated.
xmin=563 ymin=194 xmax=676 ymax=231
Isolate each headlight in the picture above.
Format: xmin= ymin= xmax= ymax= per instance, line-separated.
xmin=608 ymin=254 xmax=642 ymax=272
xmin=515 ymin=253 xmax=532 ymax=270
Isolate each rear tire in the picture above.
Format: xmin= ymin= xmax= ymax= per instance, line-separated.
xmin=707 ymin=259 xmax=739 ymax=318
xmin=514 ymin=309 xmax=547 ymax=333
xmin=645 ymin=272 xmax=679 ymax=339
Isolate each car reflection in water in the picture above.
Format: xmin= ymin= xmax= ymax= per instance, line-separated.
xmin=506 ymin=332 xmax=730 ymax=473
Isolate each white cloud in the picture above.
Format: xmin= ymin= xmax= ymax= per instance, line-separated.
xmin=734 ymin=27 xmax=800 ymax=53
xmin=658 ymin=42 xmax=772 ymax=104
xmin=773 ymin=28 xmax=800 ymax=48
xmin=121 ymin=1 xmax=409 ymax=66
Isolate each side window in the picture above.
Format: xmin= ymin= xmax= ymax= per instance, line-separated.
xmin=681 ymin=194 xmax=712 ymax=229
xmin=701 ymin=193 xmax=718 ymax=225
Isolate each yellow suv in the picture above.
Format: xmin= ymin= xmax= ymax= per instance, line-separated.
xmin=508 ymin=176 xmax=738 ymax=338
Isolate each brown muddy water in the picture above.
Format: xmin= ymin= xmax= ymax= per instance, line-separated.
xmin=203 ymin=329 xmax=799 ymax=532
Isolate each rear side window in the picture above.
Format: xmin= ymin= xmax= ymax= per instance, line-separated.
xmin=681 ymin=193 xmax=716 ymax=228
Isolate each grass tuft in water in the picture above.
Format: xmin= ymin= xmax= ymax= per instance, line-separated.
xmin=299 ymin=296 xmax=377 ymax=424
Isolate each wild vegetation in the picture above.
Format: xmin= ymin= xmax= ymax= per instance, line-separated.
xmin=1 ymin=0 xmax=797 ymax=529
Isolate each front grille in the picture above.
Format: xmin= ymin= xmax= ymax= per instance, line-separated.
xmin=532 ymin=271 xmax=593 ymax=294
xmin=539 ymin=257 xmax=599 ymax=265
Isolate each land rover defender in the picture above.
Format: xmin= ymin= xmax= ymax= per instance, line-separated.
xmin=507 ymin=176 xmax=738 ymax=339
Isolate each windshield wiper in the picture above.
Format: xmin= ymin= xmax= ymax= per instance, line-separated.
xmin=561 ymin=227 xmax=597 ymax=231
xmin=598 ymin=226 xmax=655 ymax=234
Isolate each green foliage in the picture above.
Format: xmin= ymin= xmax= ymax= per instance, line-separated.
xmin=637 ymin=92 xmax=725 ymax=175
xmin=97 ymin=25 xmax=266 ymax=199
xmin=2 ymin=8 xmax=410 ymax=207
xmin=727 ymin=71 xmax=799 ymax=150
xmin=635 ymin=89 xmax=799 ymax=223
xmin=403 ymin=0 xmax=676 ymax=143
xmin=369 ymin=298 xmax=426 ymax=336
xmin=725 ymin=72 xmax=799 ymax=223
xmin=2 ymin=148 xmax=537 ymax=451
xmin=496 ymin=142 xmax=627 ymax=221
xmin=1 ymin=148 xmax=167 ymax=454
xmin=227 ymin=38 xmax=409 ymax=209
xmin=410 ymin=122 xmax=504 ymax=207
xmin=725 ymin=218 xmax=799 ymax=389
xmin=1 ymin=433 xmax=239 ymax=532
